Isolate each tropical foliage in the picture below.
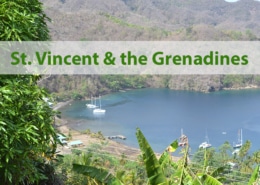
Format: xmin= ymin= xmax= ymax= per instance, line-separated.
xmin=69 ymin=128 xmax=259 ymax=185
xmin=0 ymin=0 xmax=50 ymax=41
xmin=0 ymin=0 xmax=259 ymax=184
xmin=0 ymin=0 xmax=59 ymax=184
xmin=136 ymin=128 xmax=224 ymax=185
xmin=55 ymin=142 xmax=147 ymax=185
xmin=0 ymin=75 xmax=59 ymax=184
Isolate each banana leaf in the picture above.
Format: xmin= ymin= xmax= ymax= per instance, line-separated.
xmin=200 ymin=174 xmax=223 ymax=185
xmin=248 ymin=165 xmax=259 ymax=185
xmin=73 ymin=164 xmax=123 ymax=185
xmin=136 ymin=128 xmax=168 ymax=185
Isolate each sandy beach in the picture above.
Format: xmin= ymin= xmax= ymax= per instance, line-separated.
xmin=54 ymin=100 xmax=181 ymax=162
xmin=54 ymin=101 xmax=142 ymax=160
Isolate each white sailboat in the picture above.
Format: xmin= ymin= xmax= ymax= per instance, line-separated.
xmin=86 ymin=96 xmax=98 ymax=108
xmin=93 ymin=96 xmax=106 ymax=114
xmin=232 ymin=129 xmax=243 ymax=155
xmin=233 ymin=129 xmax=243 ymax=149
xmin=199 ymin=130 xmax=212 ymax=149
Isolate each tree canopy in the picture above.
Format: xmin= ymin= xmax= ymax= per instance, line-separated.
xmin=0 ymin=0 xmax=50 ymax=41
xmin=0 ymin=0 xmax=58 ymax=184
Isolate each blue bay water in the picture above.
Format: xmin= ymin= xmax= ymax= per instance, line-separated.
xmin=59 ymin=88 xmax=260 ymax=153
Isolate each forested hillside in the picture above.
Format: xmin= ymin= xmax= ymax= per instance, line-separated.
xmin=39 ymin=0 xmax=260 ymax=98
xmin=42 ymin=0 xmax=259 ymax=40
xmin=39 ymin=75 xmax=260 ymax=101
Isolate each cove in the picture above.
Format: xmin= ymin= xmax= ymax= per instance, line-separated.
xmin=59 ymin=88 xmax=260 ymax=153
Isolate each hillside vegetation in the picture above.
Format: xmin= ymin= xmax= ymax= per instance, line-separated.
xmin=42 ymin=0 xmax=260 ymax=40
xmin=2 ymin=1 xmax=259 ymax=184
xmin=39 ymin=75 xmax=260 ymax=101
xmin=39 ymin=0 xmax=260 ymax=97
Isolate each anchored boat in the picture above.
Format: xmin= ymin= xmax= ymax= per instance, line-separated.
xmin=199 ymin=129 xmax=212 ymax=149
xmin=93 ymin=95 xmax=106 ymax=114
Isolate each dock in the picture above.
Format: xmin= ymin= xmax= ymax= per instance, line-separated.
xmin=108 ymin=135 xmax=126 ymax=140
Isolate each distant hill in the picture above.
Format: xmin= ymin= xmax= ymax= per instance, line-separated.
xmin=41 ymin=0 xmax=260 ymax=40
xmin=39 ymin=0 xmax=260 ymax=97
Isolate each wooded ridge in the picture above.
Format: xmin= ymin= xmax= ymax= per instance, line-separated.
xmin=39 ymin=0 xmax=260 ymax=98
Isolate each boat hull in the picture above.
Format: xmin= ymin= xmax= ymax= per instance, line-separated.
xmin=93 ymin=108 xmax=106 ymax=114
xmin=199 ymin=142 xmax=212 ymax=149
xmin=86 ymin=104 xmax=98 ymax=108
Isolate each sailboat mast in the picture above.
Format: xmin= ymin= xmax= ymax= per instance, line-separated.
xmin=99 ymin=95 xmax=101 ymax=109
xmin=205 ymin=129 xmax=209 ymax=143
xmin=241 ymin=129 xmax=243 ymax=145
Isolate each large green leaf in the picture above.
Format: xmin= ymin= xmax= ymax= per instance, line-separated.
xmin=248 ymin=165 xmax=259 ymax=185
xmin=200 ymin=174 xmax=223 ymax=185
xmin=136 ymin=128 xmax=168 ymax=185
xmin=159 ymin=151 xmax=171 ymax=166
xmin=159 ymin=140 xmax=179 ymax=175
xmin=172 ymin=145 xmax=190 ymax=185
xmin=73 ymin=164 xmax=123 ymax=185
xmin=210 ymin=166 xmax=226 ymax=182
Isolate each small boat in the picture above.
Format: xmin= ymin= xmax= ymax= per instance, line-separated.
xmin=179 ymin=128 xmax=188 ymax=147
xmin=93 ymin=96 xmax=106 ymax=114
xmin=93 ymin=108 xmax=106 ymax=114
xmin=86 ymin=96 xmax=98 ymax=109
xmin=233 ymin=129 xmax=242 ymax=149
xmin=199 ymin=130 xmax=212 ymax=149
xmin=199 ymin=142 xmax=212 ymax=149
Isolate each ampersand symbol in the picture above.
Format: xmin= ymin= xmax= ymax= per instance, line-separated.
xmin=104 ymin=52 xmax=116 ymax=65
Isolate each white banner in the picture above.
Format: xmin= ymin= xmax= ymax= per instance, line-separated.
xmin=0 ymin=41 xmax=259 ymax=74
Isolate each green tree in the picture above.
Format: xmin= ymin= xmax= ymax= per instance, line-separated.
xmin=212 ymin=142 xmax=233 ymax=168
xmin=218 ymin=141 xmax=232 ymax=162
xmin=0 ymin=0 xmax=50 ymax=41
xmin=0 ymin=75 xmax=58 ymax=184
xmin=0 ymin=0 xmax=58 ymax=184
xmin=251 ymin=151 xmax=260 ymax=164
xmin=222 ymin=75 xmax=244 ymax=88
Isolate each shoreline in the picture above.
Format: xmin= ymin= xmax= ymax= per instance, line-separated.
xmin=56 ymin=124 xmax=142 ymax=160
xmin=53 ymin=100 xmax=143 ymax=160
xmin=53 ymin=100 xmax=180 ymax=161
xmin=52 ymin=85 xmax=260 ymax=112
xmin=222 ymin=85 xmax=259 ymax=91
xmin=53 ymin=100 xmax=73 ymax=111
xmin=52 ymin=86 xmax=260 ymax=159
xmin=55 ymin=122 xmax=180 ymax=161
